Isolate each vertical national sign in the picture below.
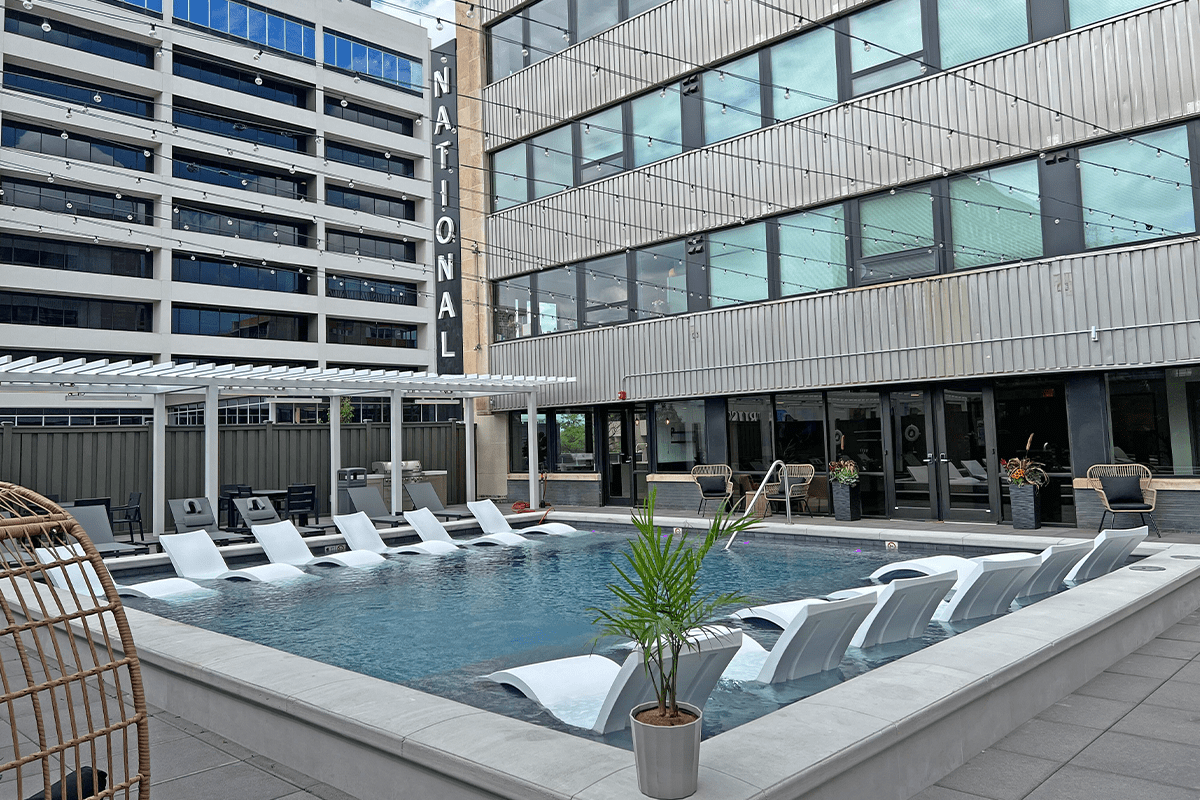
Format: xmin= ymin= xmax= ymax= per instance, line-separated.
xmin=432 ymin=39 xmax=463 ymax=374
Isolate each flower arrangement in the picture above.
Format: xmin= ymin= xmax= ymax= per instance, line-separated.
xmin=828 ymin=458 xmax=860 ymax=486
xmin=1004 ymin=433 xmax=1049 ymax=489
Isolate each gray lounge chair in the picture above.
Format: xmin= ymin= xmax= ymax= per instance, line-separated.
xmin=347 ymin=486 xmax=406 ymax=526
xmin=232 ymin=496 xmax=322 ymax=536
xmin=168 ymin=497 xmax=249 ymax=545
xmin=403 ymin=481 xmax=470 ymax=520
xmin=67 ymin=504 xmax=146 ymax=558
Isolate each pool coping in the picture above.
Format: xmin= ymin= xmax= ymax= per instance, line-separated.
xmin=27 ymin=530 xmax=1200 ymax=800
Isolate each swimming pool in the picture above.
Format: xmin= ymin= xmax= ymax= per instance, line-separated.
xmin=126 ymin=526 xmax=979 ymax=745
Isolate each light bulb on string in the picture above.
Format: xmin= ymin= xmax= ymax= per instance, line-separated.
xmin=41 ymin=19 xmax=51 ymax=32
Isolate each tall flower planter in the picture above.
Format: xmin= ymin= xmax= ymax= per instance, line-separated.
xmin=831 ymin=482 xmax=862 ymax=522
xmin=1010 ymin=484 xmax=1041 ymax=530
xmin=630 ymin=701 xmax=703 ymax=799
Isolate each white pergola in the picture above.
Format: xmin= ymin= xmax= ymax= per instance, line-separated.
xmin=0 ymin=356 xmax=574 ymax=535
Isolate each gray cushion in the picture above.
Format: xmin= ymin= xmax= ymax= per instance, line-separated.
xmin=1100 ymin=475 xmax=1144 ymax=505
xmin=696 ymin=476 xmax=727 ymax=496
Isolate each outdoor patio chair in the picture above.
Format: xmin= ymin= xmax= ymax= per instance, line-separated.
xmin=762 ymin=464 xmax=816 ymax=518
xmin=347 ymin=485 xmax=406 ymax=527
xmin=35 ymin=542 xmax=210 ymax=599
xmin=487 ymin=626 xmax=743 ymax=734
xmin=168 ymin=497 xmax=249 ymax=545
xmin=727 ymin=593 xmax=877 ymax=683
xmin=404 ymin=480 xmax=471 ymax=520
xmin=285 ymin=484 xmax=319 ymax=526
xmin=466 ymin=499 xmax=577 ymax=536
xmin=334 ymin=512 xmax=460 ymax=556
xmin=1087 ymin=464 xmax=1160 ymax=537
xmin=963 ymin=459 xmax=989 ymax=481
xmin=403 ymin=507 xmax=528 ymax=547
xmin=250 ymin=520 xmax=386 ymax=568
xmin=110 ymin=491 xmax=145 ymax=542
xmin=219 ymin=484 xmax=253 ymax=530
xmin=72 ymin=496 xmax=112 ymax=521
xmin=67 ymin=504 xmax=147 ymax=558
xmin=869 ymin=552 xmax=1042 ymax=623
xmin=1064 ymin=527 xmax=1148 ymax=584
xmin=0 ymin=481 xmax=149 ymax=799
xmin=160 ymin=529 xmax=305 ymax=582
xmin=691 ymin=465 xmax=733 ymax=515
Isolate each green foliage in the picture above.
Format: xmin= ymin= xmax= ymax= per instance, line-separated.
xmin=340 ymin=397 xmax=355 ymax=424
xmin=828 ymin=458 xmax=860 ymax=486
xmin=558 ymin=413 xmax=587 ymax=455
xmin=589 ymin=490 xmax=756 ymax=718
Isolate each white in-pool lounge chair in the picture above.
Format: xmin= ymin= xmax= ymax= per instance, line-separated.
xmin=160 ymin=530 xmax=306 ymax=582
xmin=825 ymin=571 xmax=959 ymax=648
xmin=404 ymin=507 xmax=527 ymax=547
xmin=466 ymin=499 xmax=578 ymax=536
xmin=870 ymin=552 xmax=1041 ymax=623
xmin=251 ymin=521 xmax=386 ymax=568
xmin=728 ymin=593 xmax=877 ymax=682
xmin=1064 ymin=527 xmax=1147 ymax=584
xmin=487 ymin=626 xmax=742 ymax=734
xmin=333 ymin=512 xmax=460 ymax=556
xmin=35 ymin=544 xmax=210 ymax=599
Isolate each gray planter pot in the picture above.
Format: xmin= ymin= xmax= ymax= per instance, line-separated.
xmin=831 ymin=482 xmax=862 ymax=521
xmin=1010 ymin=484 xmax=1041 ymax=530
xmin=630 ymin=701 xmax=702 ymax=799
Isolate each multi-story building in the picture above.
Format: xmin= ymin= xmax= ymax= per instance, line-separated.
xmin=0 ymin=0 xmax=434 ymax=391
xmin=459 ymin=0 xmax=1200 ymax=531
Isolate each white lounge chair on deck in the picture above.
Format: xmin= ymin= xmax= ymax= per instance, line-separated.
xmin=160 ymin=530 xmax=306 ymax=582
xmin=467 ymin=499 xmax=578 ymax=536
xmin=404 ymin=507 xmax=527 ymax=547
xmin=333 ymin=512 xmax=460 ymax=556
xmin=251 ymin=521 xmax=386 ymax=568
xmin=825 ymin=571 xmax=959 ymax=648
xmin=487 ymin=626 xmax=742 ymax=734
xmin=1064 ymin=527 xmax=1147 ymax=584
xmin=729 ymin=593 xmax=877 ymax=682
xmin=35 ymin=544 xmax=210 ymax=599
xmin=870 ymin=553 xmax=1041 ymax=622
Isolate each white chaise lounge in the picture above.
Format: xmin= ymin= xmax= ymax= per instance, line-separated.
xmin=333 ymin=512 xmax=460 ymax=556
xmin=251 ymin=521 xmax=386 ymax=568
xmin=403 ymin=507 xmax=527 ymax=547
xmin=870 ymin=552 xmax=1041 ymax=623
xmin=487 ymin=626 xmax=742 ymax=734
xmin=35 ymin=544 xmax=210 ymax=599
xmin=730 ymin=593 xmax=878 ymax=683
xmin=825 ymin=571 xmax=959 ymax=648
xmin=467 ymin=499 xmax=578 ymax=536
xmin=1064 ymin=527 xmax=1148 ymax=584
xmin=160 ymin=530 xmax=306 ymax=582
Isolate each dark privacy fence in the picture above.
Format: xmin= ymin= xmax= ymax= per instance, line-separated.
xmin=0 ymin=421 xmax=466 ymax=525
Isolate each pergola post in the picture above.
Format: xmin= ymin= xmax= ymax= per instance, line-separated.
xmin=527 ymin=391 xmax=539 ymax=509
xmin=330 ymin=395 xmax=342 ymax=516
xmin=464 ymin=398 xmax=476 ymax=503
xmin=204 ymin=384 xmax=219 ymax=517
xmin=152 ymin=392 xmax=166 ymax=537
xmin=390 ymin=389 xmax=403 ymax=513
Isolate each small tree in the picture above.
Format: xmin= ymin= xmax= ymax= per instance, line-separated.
xmin=340 ymin=397 xmax=355 ymax=424
xmin=590 ymin=491 xmax=756 ymax=720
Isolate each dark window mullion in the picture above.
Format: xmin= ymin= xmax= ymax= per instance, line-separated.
xmin=933 ymin=177 xmax=953 ymax=273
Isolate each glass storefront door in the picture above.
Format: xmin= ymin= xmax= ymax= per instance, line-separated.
xmin=888 ymin=390 xmax=937 ymax=518
xmin=602 ymin=405 xmax=650 ymax=506
xmin=932 ymin=387 xmax=1000 ymax=523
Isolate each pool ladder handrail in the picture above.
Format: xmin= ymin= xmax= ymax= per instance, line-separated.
xmin=723 ymin=459 xmax=789 ymax=550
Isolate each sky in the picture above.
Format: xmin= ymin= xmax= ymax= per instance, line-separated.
xmin=375 ymin=0 xmax=458 ymax=48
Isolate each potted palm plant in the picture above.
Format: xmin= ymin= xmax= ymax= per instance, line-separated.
xmin=591 ymin=491 xmax=754 ymax=799
xmin=828 ymin=458 xmax=861 ymax=521
xmin=1006 ymin=435 xmax=1049 ymax=530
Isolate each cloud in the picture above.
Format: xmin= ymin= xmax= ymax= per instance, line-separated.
xmin=375 ymin=0 xmax=457 ymax=47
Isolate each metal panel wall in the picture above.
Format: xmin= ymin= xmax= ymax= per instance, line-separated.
xmin=486 ymin=1 xmax=1199 ymax=278
xmin=489 ymin=238 xmax=1200 ymax=409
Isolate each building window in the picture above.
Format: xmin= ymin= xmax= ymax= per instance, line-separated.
xmin=2 ymin=178 xmax=153 ymax=225
xmin=326 ymin=275 xmax=418 ymax=306
xmin=173 ymin=52 xmax=308 ymax=107
xmin=173 ymin=304 xmax=309 ymax=340
xmin=848 ymin=0 xmax=926 ymax=94
xmin=778 ymin=204 xmax=848 ymax=295
xmin=709 ymin=223 xmax=768 ymax=307
xmin=325 ymin=187 xmax=415 ymax=221
xmin=528 ymin=0 xmax=569 ymax=66
xmin=509 ymin=411 xmax=548 ymax=472
xmin=728 ymin=396 xmax=773 ymax=473
xmin=1 ymin=234 xmax=153 ymax=278
xmin=110 ymin=0 xmax=163 ymax=12
xmin=770 ymin=27 xmax=838 ymax=120
xmin=172 ymin=102 xmax=308 ymax=152
xmin=173 ymin=154 xmax=308 ymax=199
xmin=323 ymin=30 xmax=422 ymax=95
xmin=2 ymin=123 xmax=152 ymax=172
xmin=579 ymin=106 xmax=625 ymax=182
xmin=493 ymin=144 xmax=528 ymax=210
xmin=323 ymin=97 xmax=414 ymax=137
xmin=325 ymin=141 xmax=415 ymax=178
xmin=3 ymin=66 xmax=153 ymax=118
xmin=494 ymin=276 xmax=532 ymax=341
xmin=489 ymin=15 xmax=525 ymax=81
xmin=325 ymin=231 xmax=415 ymax=262
xmin=857 ymin=185 xmax=937 ymax=284
xmin=630 ymin=90 xmax=682 ymax=168
xmin=635 ymin=240 xmax=687 ymax=319
xmin=174 ymin=205 xmax=307 ymax=246
xmin=828 ymin=391 xmax=885 ymax=515
xmin=536 ymin=266 xmax=578 ymax=334
xmin=578 ymin=0 xmax=619 ymax=40
xmin=1069 ymin=0 xmax=1157 ymax=28
xmin=173 ymin=0 xmax=316 ymax=60
xmin=655 ymin=399 xmax=706 ymax=472
xmin=327 ymin=318 xmax=418 ymax=348
xmin=530 ymin=127 xmax=573 ymax=198
xmin=583 ymin=254 xmax=628 ymax=326
xmin=938 ymin=0 xmax=1029 ymax=68
xmin=1106 ymin=369 xmax=1200 ymax=475
xmin=949 ymin=160 xmax=1042 ymax=269
xmin=1079 ymin=126 xmax=1194 ymax=249
xmin=774 ymin=393 xmax=827 ymax=469
xmin=4 ymin=10 xmax=155 ymax=67
xmin=172 ymin=254 xmax=308 ymax=293
xmin=703 ymin=53 xmax=761 ymax=145
xmin=554 ymin=409 xmax=595 ymax=472
xmin=995 ymin=379 xmax=1074 ymax=524
xmin=0 ymin=291 xmax=151 ymax=332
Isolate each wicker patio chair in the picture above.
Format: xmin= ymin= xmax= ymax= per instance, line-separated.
xmin=763 ymin=464 xmax=817 ymax=518
xmin=691 ymin=465 xmax=733 ymax=516
xmin=0 ymin=482 xmax=150 ymax=799
xmin=1086 ymin=463 xmax=1160 ymax=538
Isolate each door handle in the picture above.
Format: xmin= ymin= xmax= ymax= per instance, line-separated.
xmin=924 ymin=453 xmax=934 ymax=463
xmin=939 ymin=453 xmax=949 ymax=463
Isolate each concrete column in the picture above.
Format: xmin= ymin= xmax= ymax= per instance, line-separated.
xmin=527 ymin=392 xmax=539 ymax=508
xmin=464 ymin=398 xmax=476 ymax=502
xmin=330 ymin=395 xmax=341 ymax=516
xmin=204 ymin=384 xmax=219 ymax=516
xmin=152 ymin=392 xmax=167 ymax=537
xmin=391 ymin=389 xmax=403 ymax=512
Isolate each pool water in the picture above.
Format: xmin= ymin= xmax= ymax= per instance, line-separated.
xmin=127 ymin=527 xmax=978 ymax=745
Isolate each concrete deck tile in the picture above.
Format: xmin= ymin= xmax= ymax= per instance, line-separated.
xmin=151 ymin=760 xmax=303 ymax=800
xmin=1160 ymin=622 xmax=1200 ymax=643
xmin=1164 ymin=661 xmax=1200 ymax=684
xmin=145 ymin=734 xmax=239 ymax=782
xmin=1035 ymin=693 xmax=1138 ymax=730
xmin=1110 ymin=703 xmax=1200 ymax=747
xmin=989 ymin=718 xmax=1103 ymax=762
xmin=1143 ymin=677 xmax=1200 ymax=712
xmin=1021 ymin=764 xmax=1200 ymax=800
xmin=1073 ymin=671 xmax=1164 ymax=703
xmin=148 ymin=714 xmax=194 ymax=746
xmin=907 ymin=785 xmax=993 ymax=800
xmin=1134 ymin=637 xmax=1200 ymax=660
xmin=1071 ymin=731 xmax=1200 ymax=790
xmin=243 ymin=754 xmax=322 ymax=791
xmin=300 ymin=781 xmax=361 ymax=800
xmin=1105 ymin=652 xmax=1189 ymax=679
xmin=934 ymin=749 xmax=1060 ymax=800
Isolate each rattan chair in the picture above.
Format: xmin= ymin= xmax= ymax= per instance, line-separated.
xmin=0 ymin=481 xmax=150 ymax=799
xmin=763 ymin=464 xmax=817 ymax=518
xmin=691 ymin=465 xmax=733 ymax=516
xmin=1087 ymin=463 xmax=1160 ymax=537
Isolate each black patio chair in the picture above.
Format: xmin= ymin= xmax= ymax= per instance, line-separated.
xmin=110 ymin=491 xmax=145 ymax=542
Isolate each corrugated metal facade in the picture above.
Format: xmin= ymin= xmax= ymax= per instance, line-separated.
xmin=489 ymin=239 xmax=1200 ymax=409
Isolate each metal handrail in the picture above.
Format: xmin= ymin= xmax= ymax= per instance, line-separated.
xmin=723 ymin=459 xmax=787 ymax=550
